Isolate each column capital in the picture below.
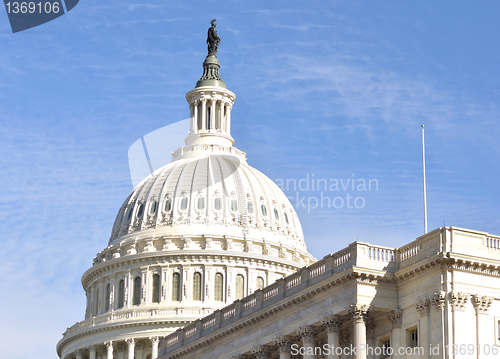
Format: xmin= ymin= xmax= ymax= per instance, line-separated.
xmin=297 ymin=325 xmax=318 ymax=344
xmin=387 ymin=309 xmax=403 ymax=328
xmin=104 ymin=341 xmax=114 ymax=350
xmin=125 ymin=338 xmax=135 ymax=347
xmin=349 ymin=304 xmax=370 ymax=323
xmin=431 ymin=291 xmax=446 ymax=311
xmin=87 ymin=345 xmax=97 ymax=353
xmin=472 ymin=294 xmax=494 ymax=314
xmin=415 ymin=297 xmax=430 ymax=317
xmin=449 ymin=291 xmax=470 ymax=311
xmin=273 ymin=335 xmax=292 ymax=354
xmin=251 ymin=345 xmax=273 ymax=359
xmin=322 ymin=314 xmax=343 ymax=333
xmin=150 ymin=336 xmax=160 ymax=345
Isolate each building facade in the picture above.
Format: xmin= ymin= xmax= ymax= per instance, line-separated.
xmin=159 ymin=227 xmax=500 ymax=359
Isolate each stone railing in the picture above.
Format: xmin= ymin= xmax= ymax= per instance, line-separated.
xmin=60 ymin=307 xmax=214 ymax=339
xmin=160 ymin=241 xmax=404 ymax=355
xmin=486 ymin=235 xmax=500 ymax=250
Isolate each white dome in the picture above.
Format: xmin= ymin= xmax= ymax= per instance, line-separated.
xmin=57 ymin=35 xmax=315 ymax=359
xmin=109 ymin=148 xmax=307 ymax=255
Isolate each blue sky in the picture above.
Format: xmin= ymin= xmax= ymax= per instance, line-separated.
xmin=1 ymin=1 xmax=499 ymax=358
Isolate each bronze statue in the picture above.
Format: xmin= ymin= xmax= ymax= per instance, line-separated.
xmin=207 ymin=19 xmax=220 ymax=56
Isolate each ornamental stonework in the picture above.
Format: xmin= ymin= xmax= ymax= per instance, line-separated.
xmin=322 ymin=314 xmax=342 ymax=333
xmin=449 ymin=292 xmax=470 ymax=311
xmin=473 ymin=295 xmax=494 ymax=314
xmin=297 ymin=325 xmax=318 ymax=344
xmin=415 ymin=297 xmax=430 ymax=317
xmin=349 ymin=304 xmax=370 ymax=323
xmin=251 ymin=345 xmax=273 ymax=359
xmin=431 ymin=291 xmax=446 ymax=311
xmin=387 ymin=309 xmax=402 ymax=328
xmin=273 ymin=335 xmax=292 ymax=354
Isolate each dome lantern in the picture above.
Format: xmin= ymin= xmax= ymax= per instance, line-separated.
xmin=184 ymin=20 xmax=235 ymax=148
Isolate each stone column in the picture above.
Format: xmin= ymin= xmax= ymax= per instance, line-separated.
xmin=350 ymin=304 xmax=370 ymax=359
xmin=88 ymin=345 xmax=96 ymax=359
xmin=150 ymin=336 xmax=159 ymax=359
xmin=322 ymin=315 xmax=342 ymax=359
xmin=416 ymin=298 xmax=430 ymax=358
xmin=274 ymin=335 xmax=292 ymax=359
xmin=126 ymin=338 xmax=135 ymax=359
xmin=226 ymin=104 xmax=232 ymax=134
xmin=251 ymin=345 xmax=273 ymax=359
xmin=210 ymin=98 xmax=216 ymax=131
xmin=473 ymin=295 xmax=494 ymax=359
xmin=297 ymin=325 xmax=317 ymax=359
xmin=201 ymin=98 xmax=207 ymax=131
xmin=221 ymin=102 xmax=226 ymax=132
xmin=105 ymin=341 xmax=114 ymax=359
xmin=193 ymin=100 xmax=199 ymax=133
xmin=387 ymin=309 xmax=403 ymax=359
xmin=75 ymin=349 xmax=84 ymax=359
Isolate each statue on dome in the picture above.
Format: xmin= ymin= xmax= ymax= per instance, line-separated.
xmin=207 ymin=19 xmax=220 ymax=56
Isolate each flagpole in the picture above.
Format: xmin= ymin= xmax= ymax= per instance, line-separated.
xmin=422 ymin=125 xmax=428 ymax=234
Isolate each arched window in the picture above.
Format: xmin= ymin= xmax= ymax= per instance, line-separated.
xmin=193 ymin=272 xmax=202 ymax=301
xmin=197 ymin=197 xmax=205 ymax=210
xmin=172 ymin=273 xmax=181 ymax=301
xmin=105 ymin=283 xmax=110 ymax=312
xmin=127 ymin=208 xmax=133 ymax=221
xmin=274 ymin=208 xmax=279 ymax=220
xmin=214 ymin=198 xmax=221 ymax=210
xmin=261 ymin=205 xmax=267 ymax=216
xmin=94 ymin=287 xmax=99 ymax=316
xmin=235 ymin=274 xmax=244 ymax=300
xmin=117 ymin=280 xmax=125 ymax=309
xmin=247 ymin=202 xmax=254 ymax=214
xmin=230 ymin=199 xmax=238 ymax=211
xmin=180 ymin=198 xmax=188 ymax=210
xmin=150 ymin=201 xmax=157 ymax=214
xmin=152 ymin=274 xmax=160 ymax=303
xmin=164 ymin=199 xmax=172 ymax=212
xmin=137 ymin=204 xmax=144 ymax=217
xmin=256 ymin=277 xmax=264 ymax=290
xmin=214 ymin=273 xmax=223 ymax=302
xmin=207 ymin=107 xmax=211 ymax=129
xmin=284 ymin=212 xmax=289 ymax=224
xmin=133 ymin=276 xmax=141 ymax=306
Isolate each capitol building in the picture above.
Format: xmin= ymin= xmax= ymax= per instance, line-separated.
xmin=57 ymin=23 xmax=500 ymax=359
